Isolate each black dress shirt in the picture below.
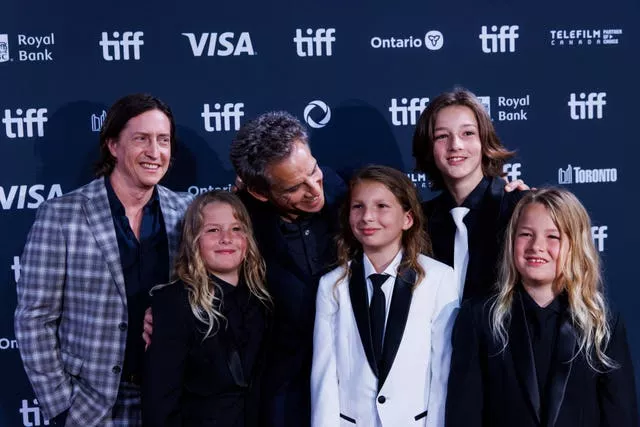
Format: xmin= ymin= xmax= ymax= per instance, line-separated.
xmin=105 ymin=179 xmax=169 ymax=381
xmin=521 ymin=289 xmax=569 ymax=418
xmin=279 ymin=213 xmax=333 ymax=278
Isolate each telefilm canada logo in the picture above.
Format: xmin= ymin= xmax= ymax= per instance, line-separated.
xmin=549 ymin=28 xmax=622 ymax=46
xmin=477 ymin=95 xmax=530 ymax=121
xmin=407 ymin=172 xmax=428 ymax=189
xmin=557 ymin=164 xmax=617 ymax=184
xmin=370 ymin=30 xmax=444 ymax=51
xmin=0 ymin=33 xmax=55 ymax=62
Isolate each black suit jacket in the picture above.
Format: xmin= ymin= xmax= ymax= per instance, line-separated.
xmin=239 ymin=167 xmax=346 ymax=427
xmin=446 ymin=292 xmax=639 ymax=427
xmin=423 ymin=176 xmax=524 ymax=300
xmin=142 ymin=281 xmax=267 ymax=427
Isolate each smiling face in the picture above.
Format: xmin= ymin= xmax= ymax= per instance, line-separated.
xmin=198 ymin=201 xmax=248 ymax=284
xmin=514 ymin=203 xmax=568 ymax=291
xmin=108 ymin=109 xmax=171 ymax=192
xmin=349 ymin=180 xmax=413 ymax=258
xmin=258 ymin=141 xmax=325 ymax=219
xmin=432 ymin=105 xmax=484 ymax=191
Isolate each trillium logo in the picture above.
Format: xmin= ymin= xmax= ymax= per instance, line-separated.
xmin=304 ymin=100 xmax=331 ymax=129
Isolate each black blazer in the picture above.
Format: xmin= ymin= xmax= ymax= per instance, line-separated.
xmin=142 ymin=281 xmax=267 ymax=427
xmin=423 ymin=176 xmax=524 ymax=300
xmin=238 ymin=167 xmax=346 ymax=427
xmin=445 ymin=292 xmax=639 ymax=427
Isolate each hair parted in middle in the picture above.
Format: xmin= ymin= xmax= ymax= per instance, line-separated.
xmin=335 ymin=165 xmax=431 ymax=287
xmin=490 ymin=187 xmax=617 ymax=372
xmin=172 ymin=190 xmax=271 ymax=339
xmin=412 ymin=87 xmax=515 ymax=190
xmin=230 ymin=111 xmax=309 ymax=196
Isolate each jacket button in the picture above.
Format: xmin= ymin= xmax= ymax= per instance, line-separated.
xmin=112 ymin=365 xmax=121 ymax=374
xmin=378 ymin=395 xmax=386 ymax=404
xmin=119 ymin=322 xmax=127 ymax=331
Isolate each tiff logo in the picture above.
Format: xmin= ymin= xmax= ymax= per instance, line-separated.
xmin=2 ymin=108 xmax=48 ymax=138
xmin=182 ymin=32 xmax=255 ymax=56
xmin=503 ymin=163 xmax=522 ymax=182
xmin=591 ymin=225 xmax=608 ymax=252
xmin=91 ymin=110 xmax=106 ymax=132
xmin=99 ymin=31 xmax=144 ymax=61
xmin=202 ymin=103 xmax=244 ymax=132
xmin=479 ymin=25 xmax=519 ymax=53
xmin=568 ymin=92 xmax=606 ymax=120
xmin=389 ymin=97 xmax=429 ymax=126
xmin=19 ymin=399 xmax=50 ymax=426
xmin=12 ymin=255 xmax=20 ymax=282
xmin=294 ymin=28 xmax=336 ymax=57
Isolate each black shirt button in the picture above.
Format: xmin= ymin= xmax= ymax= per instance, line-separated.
xmin=378 ymin=395 xmax=386 ymax=404
xmin=112 ymin=365 xmax=121 ymax=374
xmin=118 ymin=322 xmax=127 ymax=331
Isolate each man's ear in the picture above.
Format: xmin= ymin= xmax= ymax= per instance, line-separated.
xmin=247 ymin=187 xmax=269 ymax=203
xmin=107 ymin=138 xmax=118 ymax=157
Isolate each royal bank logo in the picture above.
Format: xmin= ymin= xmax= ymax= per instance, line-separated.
xmin=294 ymin=28 xmax=336 ymax=57
xmin=591 ymin=225 xmax=608 ymax=252
xmin=568 ymin=92 xmax=606 ymax=120
xmin=91 ymin=110 xmax=106 ymax=132
xmin=182 ymin=32 xmax=256 ymax=56
xmin=99 ymin=31 xmax=144 ymax=61
xmin=0 ymin=33 xmax=55 ymax=62
xmin=370 ymin=30 xmax=443 ymax=51
xmin=479 ymin=25 xmax=519 ymax=53
xmin=2 ymin=108 xmax=48 ymax=138
xmin=0 ymin=34 xmax=9 ymax=62
xmin=202 ymin=102 xmax=244 ymax=132
xmin=389 ymin=97 xmax=430 ymax=126
xmin=503 ymin=163 xmax=522 ymax=182
xmin=549 ymin=28 xmax=622 ymax=46
xmin=0 ymin=184 xmax=63 ymax=210
xmin=303 ymin=100 xmax=331 ymax=129
xmin=476 ymin=95 xmax=530 ymax=121
xmin=558 ymin=165 xmax=617 ymax=184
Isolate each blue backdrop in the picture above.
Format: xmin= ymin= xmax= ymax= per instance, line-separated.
xmin=1 ymin=0 xmax=638 ymax=425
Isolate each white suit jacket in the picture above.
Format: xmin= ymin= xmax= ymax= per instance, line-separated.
xmin=311 ymin=253 xmax=459 ymax=427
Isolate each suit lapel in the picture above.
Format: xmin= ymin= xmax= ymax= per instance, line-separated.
xmin=545 ymin=311 xmax=576 ymax=427
xmin=510 ymin=292 xmax=541 ymax=424
xmin=348 ymin=257 xmax=378 ymax=377
xmin=157 ymin=186 xmax=183 ymax=272
xmin=378 ymin=267 xmax=415 ymax=390
xmin=81 ymin=178 xmax=127 ymax=305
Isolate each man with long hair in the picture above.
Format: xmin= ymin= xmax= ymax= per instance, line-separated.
xmin=15 ymin=94 xmax=191 ymax=426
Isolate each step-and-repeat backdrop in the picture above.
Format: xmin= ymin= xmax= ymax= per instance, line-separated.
xmin=1 ymin=0 xmax=638 ymax=424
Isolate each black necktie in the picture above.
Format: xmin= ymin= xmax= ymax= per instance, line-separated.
xmin=369 ymin=273 xmax=389 ymax=369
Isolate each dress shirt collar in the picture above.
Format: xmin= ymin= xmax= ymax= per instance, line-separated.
xmin=441 ymin=176 xmax=492 ymax=211
xmin=362 ymin=249 xmax=404 ymax=280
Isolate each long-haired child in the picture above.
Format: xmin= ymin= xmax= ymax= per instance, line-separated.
xmin=311 ymin=165 xmax=459 ymax=427
xmin=446 ymin=187 xmax=638 ymax=427
xmin=143 ymin=190 xmax=271 ymax=427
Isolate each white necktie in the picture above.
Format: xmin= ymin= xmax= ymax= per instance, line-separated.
xmin=450 ymin=207 xmax=470 ymax=301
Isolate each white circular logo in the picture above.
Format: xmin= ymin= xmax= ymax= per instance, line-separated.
xmin=304 ymin=100 xmax=331 ymax=129
xmin=425 ymin=30 xmax=444 ymax=50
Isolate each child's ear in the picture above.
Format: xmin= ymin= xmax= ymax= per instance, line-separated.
xmin=402 ymin=211 xmax=414 ymax=231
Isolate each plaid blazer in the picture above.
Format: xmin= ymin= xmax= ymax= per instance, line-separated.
xmin=14 ymin=177 xmax=192 ymax=427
